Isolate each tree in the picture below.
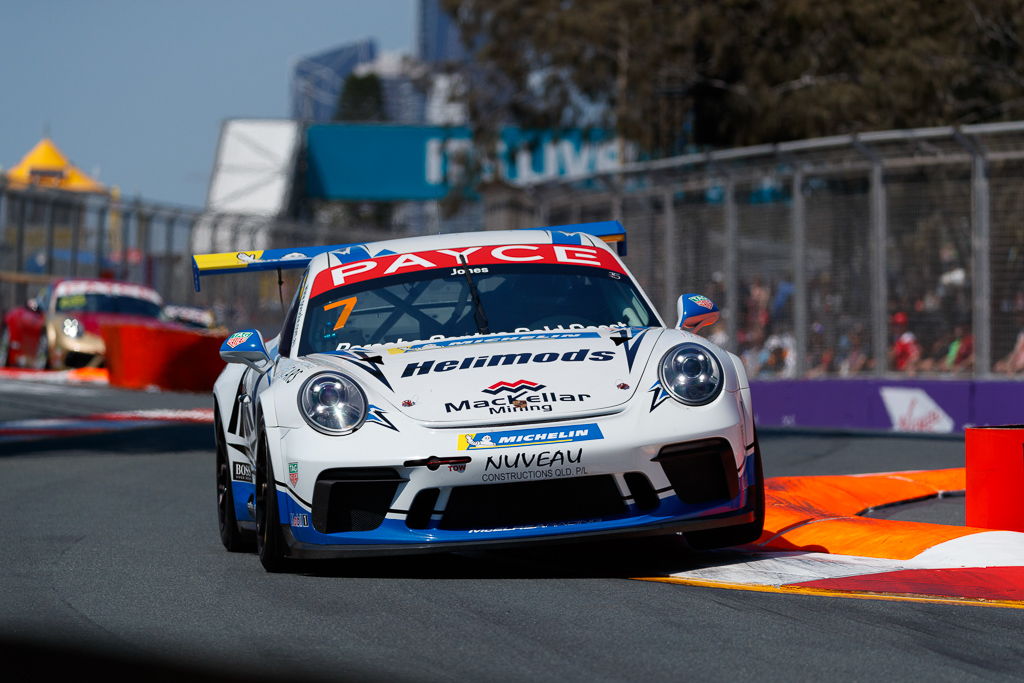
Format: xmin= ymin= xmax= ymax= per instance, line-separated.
xmin=443 ymin=0 xmax=1024 ymax=153
xmin=327 ymin=72 xmax=393 ymax=228
xmin=334 ymin=73 xmax=387 ymax=122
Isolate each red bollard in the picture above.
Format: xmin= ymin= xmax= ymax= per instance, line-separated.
xmin=966 ymin=426 xmax=1024 ymax=532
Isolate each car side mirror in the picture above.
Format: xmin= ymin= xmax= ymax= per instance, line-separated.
xmin=26 ymin=298 xmax=40 ymax=313
xmin=220 ymin=328 xmax=271 ymax=372
xmin=676 ymin=293 xmax=720 ymax=331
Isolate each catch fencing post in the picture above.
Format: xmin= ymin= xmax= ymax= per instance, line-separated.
xmin=855 ymin=138 xmax=889 ymax=376
xmin=164 ymin=211 xmax=179 ymax=298
xmin=119 ymin=205 xmax=132 ymax=281
xmin=0 ymin=187 xmax=5 ymax=311
xmin=94 ymin=204 xmax=107 ymax=278
xmin=14 ymin=193 xmax=28 ymax=273
xmin=208 ymin=214 xmax=218 ymax=253
xmin=188 ymin=215 xmax=200 ymax=305
xmin=69 ymin=199 xmax=83 ymax=277
xmin=870 ymin=160 xmax=888 ymax=376
xmin=955 ymin=131 xmax=992 ymax=376
xmin=14 ymin=192 xmax=29 ymax=304
xmin=791 ymin=168 xmax=807 ymax=376
xmin=534 ymin=191 xmax=549 ymax=226
xmin=229 ymin=216 xmax=245 ymax=311
xmin=724 ymin=175 xmax=739 ymax=352
xmin=138 ymin=206 xmax=151 ymax=286
xmin=0 ymin=186 xmax=6 ymax=270
xmin=43 ymin=194 xmax=56 ymax=275
xmin=662 ymin=189 xmax=677 ymax=321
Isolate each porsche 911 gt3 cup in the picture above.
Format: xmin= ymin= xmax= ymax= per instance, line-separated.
xmin=198 ymin=222 xmax=763 ymax=572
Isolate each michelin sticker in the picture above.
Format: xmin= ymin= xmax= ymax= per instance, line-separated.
xmin=458 ymin=423 xmax=603 ymax=450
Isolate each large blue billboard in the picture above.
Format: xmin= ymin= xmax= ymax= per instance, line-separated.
xmin=305 ymin=124 xmax=623 ymax=201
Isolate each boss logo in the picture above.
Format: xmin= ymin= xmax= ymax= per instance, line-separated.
xmin=232 ymin=461 xmax=253 ymax=482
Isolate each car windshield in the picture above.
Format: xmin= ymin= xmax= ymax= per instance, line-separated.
xmin=299 ymin=263 xmax=658 ymax=355
xmin=55 ymin=293 xmax=163 ymax=318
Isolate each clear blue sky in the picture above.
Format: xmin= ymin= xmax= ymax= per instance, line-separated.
xmin=0 ymin=0 xmax=414 ymax=208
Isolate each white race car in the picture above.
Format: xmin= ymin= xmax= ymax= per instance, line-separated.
xmin=195 ymin=222 xmax=763 ymax=572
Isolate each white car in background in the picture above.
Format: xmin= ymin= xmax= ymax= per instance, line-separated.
xmin=194 ymin=222 xmax=763 ymax=572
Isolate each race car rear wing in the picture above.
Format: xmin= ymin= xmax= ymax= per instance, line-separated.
xmin=191 ymin=244 xmax=353 ymax=291
xmin=191 ymin=221 xmax=627 ymax=291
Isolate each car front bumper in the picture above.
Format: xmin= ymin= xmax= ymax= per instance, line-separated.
xmin=235 ymin=391 xmax=758 ymax=558
xmin=52 ymin=330 xmax=105 ymax=368
xmin=279 ymin=489 xmax=758 ymax=559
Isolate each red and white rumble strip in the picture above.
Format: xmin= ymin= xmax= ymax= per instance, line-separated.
xmin=0 ymin=367 xmax=109 ymax=384
xmin=0 ymin=409 xmax=213 ymax=443
xmin=641 ymin=469 xmax=1024 ymax=609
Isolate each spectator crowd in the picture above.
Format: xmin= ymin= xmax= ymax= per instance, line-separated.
xmin=701 ymin=268 xmax=1024 ymax=379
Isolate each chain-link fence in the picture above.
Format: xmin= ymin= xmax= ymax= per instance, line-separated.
xmin=0 ymin=186 xmax=375 ymax=336
xmin=526 ymin=122 xmax=1024 ymax=379
xmin=0 ymin=183 xmax=484 ymax=337
xmin=0 ymin=186 xmax=198 ymax=312
xmin=4 ymin=121 xmax=1023 ymax=379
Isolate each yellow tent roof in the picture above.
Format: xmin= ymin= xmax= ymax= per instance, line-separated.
xmin=4 ymin=137 xmax=106 ymax=193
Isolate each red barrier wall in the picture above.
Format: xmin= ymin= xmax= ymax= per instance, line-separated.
xmin=966 ymin=426 xmax=1024 ymax=532
xmin=101 ymin=323 xmax=225 ymax=392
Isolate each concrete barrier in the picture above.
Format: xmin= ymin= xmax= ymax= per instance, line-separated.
xmin=101 ymin=323 xmax=225 ymax=392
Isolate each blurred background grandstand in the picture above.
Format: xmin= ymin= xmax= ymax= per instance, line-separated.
xmin=2 ymin=0 xmax=1023 ymax=381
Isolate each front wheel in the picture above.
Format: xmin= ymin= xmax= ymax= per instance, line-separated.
xmin=684 ymin=440 xmax=765 ymax=551
xmin=255 ymin=425 xmax=289 ymax=572
xmin=215 ymin=406 xmax=255 ymax=552
xmin=0 ymin=327 xmax=11 ymax=367
xmin=31 ymin=331 xmax=49 ymax=370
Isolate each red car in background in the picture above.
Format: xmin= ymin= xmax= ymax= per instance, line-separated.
xmin=1 ymin=278 xmax=164 ymax=369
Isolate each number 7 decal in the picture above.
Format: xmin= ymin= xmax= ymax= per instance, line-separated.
xmin=324 ymin=296 xmax=357 ymax=330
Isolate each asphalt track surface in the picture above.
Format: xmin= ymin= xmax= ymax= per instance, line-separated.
xmin=1 ymin=378 xmax=1022 ymax=681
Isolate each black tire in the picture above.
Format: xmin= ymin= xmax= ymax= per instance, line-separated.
xmin=32 ymin=331 xmax=49 ymax=370
xmin=0 ymin=327 xmax=10 ymax=367
xmin=255 ymin=422 xmax=289 ymax=572
xmin=215 ymin=405 xmax=255 ymax=553
xmin=684 ymin=439 xmax=765 ymax=551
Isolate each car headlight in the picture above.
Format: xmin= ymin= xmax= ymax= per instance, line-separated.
xmin=62 ymin=318 xmax=84 ymax=338
xmin=298 ymin=372 xmax=367 ymax=435
xmin=658 ymin=343 xmax=724 ymax=406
